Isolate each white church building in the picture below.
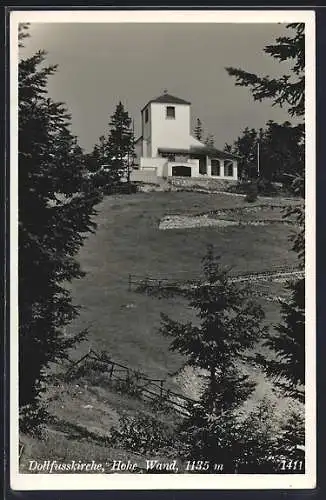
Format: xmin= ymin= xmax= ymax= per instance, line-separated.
xmin=134 ymin=92 xmax=238 ymax=181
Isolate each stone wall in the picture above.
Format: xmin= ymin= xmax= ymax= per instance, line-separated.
xmin=130 ymin=170 xmax=159 ymax=184
xmin=168 ymin=176 xmax=237 ymax=191
xmin=130 ymin=173 xmax=239 ymax=193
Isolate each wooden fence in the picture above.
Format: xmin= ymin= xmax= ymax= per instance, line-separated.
xmin=128 ymin=266 xmax=303 ymax=292
xmin=66 ymin=349 xmax=195 ymax=417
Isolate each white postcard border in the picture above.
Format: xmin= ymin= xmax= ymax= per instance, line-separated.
xmin=10 ymin=9 xmax=316 ymax=491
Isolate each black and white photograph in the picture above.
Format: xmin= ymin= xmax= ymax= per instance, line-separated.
xmin=10 ymin=10 xmax=316 ymax=490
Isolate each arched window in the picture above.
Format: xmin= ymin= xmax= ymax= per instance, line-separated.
xmin=211 ymin=159 xmax=221 ymax=176
xmin=224 ymin=160 xmax=234 ymax=177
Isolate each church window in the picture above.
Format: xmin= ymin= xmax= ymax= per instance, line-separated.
xmin=166 ymin=106 xmax=175 ymax=119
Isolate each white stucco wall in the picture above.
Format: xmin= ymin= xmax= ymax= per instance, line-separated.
xmin=140 ymin=103 xmax=206 ymax=159
xmin=138 ymin=98 xmax=238 ymax=180
xmin=189 ymin=135 xmax=206 ymax=148
xmin=150 ymin=102 xmax=192 ymax=157
xmin=188 ymin=159 xmax=200 ymax=177
xmin=221 ymin=160 xmax=238 ymax=181
xmin=165 ymin=159 xmax=200 ymax=177
xmin=140 ymin=156 xmax=167 ymax=176
xmin=139 ymin=156 xmax=237 ymax=180
xmin=206 ymin=158 xmax=238 ymax=180
xmin=142 ymin=105 xmax=152 ymax=157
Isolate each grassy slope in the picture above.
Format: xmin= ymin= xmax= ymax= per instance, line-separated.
xmin=66 ymin=191 xmax=298 ymax=384
xmin=20 ymin=376 xmax=182 ymax=473
xmin=21 ymin=191 xmax=301 ymax=470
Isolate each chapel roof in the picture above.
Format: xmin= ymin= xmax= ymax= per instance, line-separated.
xmin=158 ymin=146 xmax=240 ymax=160
xmin=142 ymin=93 xmax=191 ymax=111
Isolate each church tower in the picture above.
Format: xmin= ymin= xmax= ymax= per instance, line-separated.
xmin=140 ymin=91 xmax=192 ymax=158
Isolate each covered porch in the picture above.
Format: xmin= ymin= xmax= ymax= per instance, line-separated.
xmin=158 ymin=146 xmax=238 ymax=180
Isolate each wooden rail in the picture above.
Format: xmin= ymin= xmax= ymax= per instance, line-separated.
xmin=66 ymin=349 xmax=195 ymax=416
xmin=128 ymin=266 xmax=303 ymax=292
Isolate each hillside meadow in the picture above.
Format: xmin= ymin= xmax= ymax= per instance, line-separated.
xmin=20 ymin=190 xmax=303 ymax=471
xmin=65 ymin=191 xmax=299 ymax=384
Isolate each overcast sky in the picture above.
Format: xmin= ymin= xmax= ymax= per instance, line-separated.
xmin=21 ymin=22 xmax=295 ymax=153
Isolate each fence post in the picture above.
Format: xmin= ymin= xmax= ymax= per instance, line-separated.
xmin=109 ymin=363 xmax=114 ymax=380
xmin=160 ymin=380 xmax=164 ymax=401
xmin=128 ymin=274 xmax=132 ymax=292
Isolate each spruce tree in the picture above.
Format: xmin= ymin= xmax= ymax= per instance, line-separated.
xmin=262 ymin=249 xmax=305 ymax=402
xmin=258 ymin=121 xmax=304 ymax=185
xmin=19 ymin=32 xmax=101 ymax=431
xmin=226 ymin=23 xmax=304 ymax=119
xmin=87 ymin=135 xmax=108 ymax=173
xmin=160 ymin=246 xmax=267 ymax=470
xmin=204 ymin=134 xmax=215 ymax=150
xmin=274 ymin=411 xmax=305 ymax=470
xmin=225 ymin=127 xmax=258 ymax=179
xmin=194 ymin=118 xmax=203 ymax=141
xmin=226 ymin=24 xmax=305 ymax=192
xmin=106 ymin=102 xmax=135 ymax=184
xmin=226 ymin=23 xmax=305 ymax=402
xmin=226 ymin=121 xmax=304 ymax=183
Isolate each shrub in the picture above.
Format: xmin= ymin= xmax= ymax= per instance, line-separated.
xmin=244 ymin=182 xmax=258 ymax=203
xmin=91 ymin=175 xmax=138 ymax=195
xmin=113 ymin=371 xmax=143 ymax=399
xmin=257 ymin=178 xmax=279 ymax=196
xmin=274 ymin=411 xmax=305 ymax=473
xmin=110 ymin=414 xmax=174 ymax=454
xmin=19 ymin=403 xmax=49 ymax=438
xmin=226 ymin=181 xmax=247 ymax=194
xmin=177 ymin=399 xmax=281 ymax=473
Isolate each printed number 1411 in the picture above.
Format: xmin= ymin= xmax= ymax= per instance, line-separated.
xmin=280 ymin=460 xmax=304 ymax=471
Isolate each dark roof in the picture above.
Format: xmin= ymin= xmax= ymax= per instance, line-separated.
xmin=190 ymin=146 xmax=240 ymax=160
xmin=142 ymin=93 xmax=191 ymax=111
xmin=158 ymin=146 xmax=239 ymax=160
xmin=158 ymin=147 xmax=190 ymax=154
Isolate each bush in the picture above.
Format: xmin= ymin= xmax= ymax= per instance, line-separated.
xmin=110 ymin=414 xmax=174 ymax=454
xmin=90 ymin=174 xmax=138 ymax=195
xmin=228 ymin=179 xmax=281 ymax=198
xmin=177 ymin=399 xmax=283 ymax=473
xmin=113 ymin=371 xmax=143 ymax=399
xmin=113 ymin=182 xmax=138 ymax=195
xmin=257 ymin=178 xmax=279 ymax=196
xmin=244 ymin=182 xmax=258 ymax=203
xmin=226 ymin=181 xmax=248 ymax=194
xmin=20 ymin=403 xmax=49 ymax=438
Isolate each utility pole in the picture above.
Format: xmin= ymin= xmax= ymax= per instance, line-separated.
xmin=257 ymin=140 xmax=260 ymax=177
xmin=127 ymin=149 xmax=130 ymax=185
xmin=129 ymin=119 xmax=135 ymax=184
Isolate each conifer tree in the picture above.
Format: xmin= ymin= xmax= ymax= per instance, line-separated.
xmin=204 ymin=134 xmax=215 ymax=150
xmin=106 ymin=102 xmax=135 ymax=184
xmin=274 ymin=411 xmax=305 ymax=469
xmin=19 ymin=29 xmax=101 ymax=431
xmin=226 ymin=23 xmax=305 ymax=191
xmin=225 ymin=121 xmax=304 ymax=183
xmin=262 ymin=121 xmax=304 ymax=184
xmin=226 ymin=23 xmax=305 ymax=402
xmin=225 ymin=127 xmax=258 ymax=179
xmin=194 ymin=118 xmax=203 ymax=141
xmin=261 ymin=265 xmax=305 ymax=402
xmin=160 ymin=246 xmax=267 ymax=470
xmin=226 ymin=23 xmax=304 ymax=119
xmin=87 ymin=135 xmax=108 ymax=173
